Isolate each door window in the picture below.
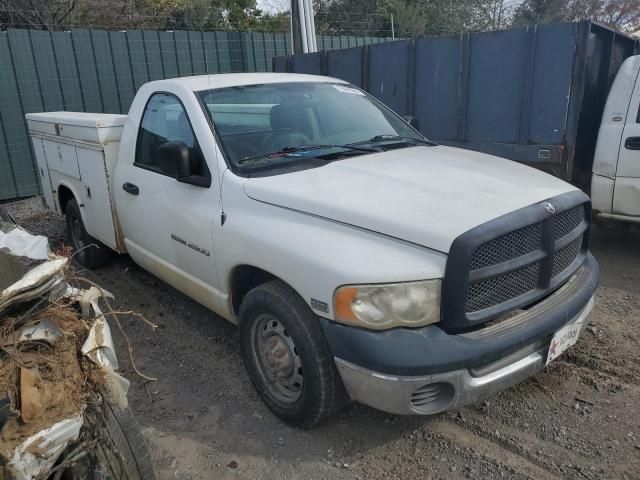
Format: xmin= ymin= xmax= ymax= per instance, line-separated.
xmin=135 ymin=93 xmax=208 ymax=179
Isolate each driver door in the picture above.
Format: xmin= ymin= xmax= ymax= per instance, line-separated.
xmin=115 ymin=92 xmax=222 ymax=310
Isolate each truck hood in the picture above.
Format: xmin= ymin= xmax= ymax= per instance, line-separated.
xmin=243 ymin=146 xmax=578 ymax=253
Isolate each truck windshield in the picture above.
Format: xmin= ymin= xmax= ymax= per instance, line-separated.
xmin=197 ymin=82 xmax=431 ymax=173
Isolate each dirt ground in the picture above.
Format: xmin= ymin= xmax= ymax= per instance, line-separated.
xmin=4 ymin=197 xmax=640 ymax=480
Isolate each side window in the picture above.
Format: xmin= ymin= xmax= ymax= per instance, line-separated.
xmin=135 ymin=93 xmax=208 ymax=179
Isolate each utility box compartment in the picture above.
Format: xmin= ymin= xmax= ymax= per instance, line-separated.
xmin=26 ymin=112 xmax=127 ymax=252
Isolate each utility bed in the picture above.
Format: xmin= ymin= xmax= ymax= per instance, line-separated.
xmin=26 ymin=112 xmax=126 ymax=252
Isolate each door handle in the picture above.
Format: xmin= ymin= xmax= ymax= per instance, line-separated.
xmin=122 ymin=182 xmax=139 ymax=195
xmin=624 ymin=137 xmax=640 ymax=150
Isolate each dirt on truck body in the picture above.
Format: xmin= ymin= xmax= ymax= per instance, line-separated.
xmin=4 ymin=196 xmax=640 ymax=480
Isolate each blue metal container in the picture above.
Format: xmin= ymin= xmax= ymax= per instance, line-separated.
xmin=274 ymin=21 xmax=639 ymax=188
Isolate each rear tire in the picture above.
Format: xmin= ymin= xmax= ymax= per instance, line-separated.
xmin=239 ymin=280 xmax=348 ymax=428
xmin=65 ymin=199 xmax=112 ymax=269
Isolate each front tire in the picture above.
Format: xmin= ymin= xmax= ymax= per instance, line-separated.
xmin=65 ymin=199 xmax=112 ymax=269
xmin=239 ymin=280 xmax=348 ymax=428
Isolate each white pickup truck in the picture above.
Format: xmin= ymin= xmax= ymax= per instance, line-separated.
xmin=26 ymin=73 xmax=599 ymax=427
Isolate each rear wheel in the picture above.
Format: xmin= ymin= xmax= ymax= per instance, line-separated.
xmin=239 ymin=280 xmax=348 ymax=428
xmin=65 ymin=199 xmax=112 ymax=269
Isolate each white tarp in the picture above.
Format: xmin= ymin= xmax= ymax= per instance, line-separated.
xmin=0 ymin=227 xmax=49 ymax=260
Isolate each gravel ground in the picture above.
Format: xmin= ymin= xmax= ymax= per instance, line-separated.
xmin=4 ymin=196 xmax=640 ymax=480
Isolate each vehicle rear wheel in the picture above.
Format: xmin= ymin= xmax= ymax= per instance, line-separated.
xmin=239 ymin=279 xmax=348 ymax=428
xmin=65 ymin=199 xmax=112 ymax=269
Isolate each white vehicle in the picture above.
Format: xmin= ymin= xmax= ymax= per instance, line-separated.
xmin=592 ymin=55 xmax=640 ymax=224
xmin=27 ymin=73 xmax=598 ymax=427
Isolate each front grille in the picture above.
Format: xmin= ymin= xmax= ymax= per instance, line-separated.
xmin=464 ymin=203 xmax=587 ymax=315
xmin=552 ymin=235 xmax=583 ymax=277
xmin=469 ymin=224 xmax=542 ymax=270
xmin=443 ymin=191 xmax=591 ymax=332
xmin=554 ymin=205 xmax=585 ymax=240
xmin=466 ymin=262 xmax=540 ymax=313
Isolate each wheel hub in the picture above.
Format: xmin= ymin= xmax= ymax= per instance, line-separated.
xmin=252 ymin=314 xmax=303 ymax=403
xmin=264 ymin=335 xmax=293 ymax=377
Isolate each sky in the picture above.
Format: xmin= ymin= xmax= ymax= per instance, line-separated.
xmin=257 ymin=0 xmax=290 ymax=14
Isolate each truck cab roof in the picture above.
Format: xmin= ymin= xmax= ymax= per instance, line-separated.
xmin=145 ymin=72 xmax=346 ymax=92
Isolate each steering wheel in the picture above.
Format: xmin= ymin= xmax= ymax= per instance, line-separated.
xmin=261 ymin=130 xmax=312 ymax=153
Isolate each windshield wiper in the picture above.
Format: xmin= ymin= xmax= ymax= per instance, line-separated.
xmin=238 ymin=144 xmax=379 ymax=166
xmin=349 ymin=135 xmax=435 ymax=146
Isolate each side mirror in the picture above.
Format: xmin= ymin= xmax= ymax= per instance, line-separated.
xmin=403 ymin=116 xmax=420 ymax=131
xmin=158 ymin=141 xmax=193 ymax=179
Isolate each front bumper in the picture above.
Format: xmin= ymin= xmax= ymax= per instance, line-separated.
xmin=322 ymin=253 xmax=599 ymax=415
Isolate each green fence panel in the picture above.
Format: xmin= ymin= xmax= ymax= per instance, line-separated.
xmin=229 ymin=32 xmax=246 ymax=72
xmin=262 ymin=33 xmax=277 ymax=71
xmin=202 ymin=31 xmax=220 ymax=74
xmin=254 ymin=32 xmax=268 ymax=72
xmin=109 ymin=31 xmax=136 ymax=112
xmin=189 ymin=31 xmax=207 ymax=75
xmin=174 ymin=30 xmax=193 ymax=76
xmin=91 ymin=30 xmax=120 ymax=114
xmin=274 ymin=33 xmax=288 ymax=58
xmin=127 ymin=30 xmax=149 ymax=90
xmin=0 ymin=112 xmax=17 ymax=200
xmin=143 ymin=30 xmax=164 ymax=81
xmin=246 ymin=32 xmax=256 ymax=71
xmin=50 ymin=31 xmax=84 ymax=112
xmin=71 ymin=29 xmax=104 ymax=112
xmin=159 ymin=31 xmax=179 ymax=79
xmin=215 ymin=32 xmax=233 ymax=72
xmin=30 ymin=30 xmax=65 ymax=111
xmin=0 ymin=34 xmax=18 ymax=199
xmin=7 ymin=30 xmax=41 ymax=197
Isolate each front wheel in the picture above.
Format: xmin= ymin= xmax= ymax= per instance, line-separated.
xmin=239 ymin=280 xmax=348 ymax=428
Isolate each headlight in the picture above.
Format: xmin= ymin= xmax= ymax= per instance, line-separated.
xmin=333 ymin=279 xmax=441 ymax=330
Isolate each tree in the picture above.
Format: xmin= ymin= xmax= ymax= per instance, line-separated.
xmin=0 ymin=0 xmax=78 ymax=31
xmin=0 ymin=0 xmax=282 ymax=31
xmin=512 ymin=0 xmax=569 ymax=26
xmin=473 ymin=0 xmax=515 ymax=31
xmin=569 ymin=0 xmax=640 ymax=32
xmin=313 ymin=0 xmax=519 ymax=38
xmin=314 ymin=0 xmax=387 ymax=36
xmin=512 ymin=0 xmax=640 ymax=33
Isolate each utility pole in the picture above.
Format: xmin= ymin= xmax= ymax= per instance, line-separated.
xmin=290 ymin=0 xmax=317 ymax=54
xmin=290 ymin=0 xmax=304 ymax=54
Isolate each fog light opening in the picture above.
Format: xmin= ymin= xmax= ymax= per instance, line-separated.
xmin=410 ymin=382 xmax=455 ymax=414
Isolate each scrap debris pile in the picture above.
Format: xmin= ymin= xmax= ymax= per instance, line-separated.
xmin=0 ymin=218 xmax=132 ymax=479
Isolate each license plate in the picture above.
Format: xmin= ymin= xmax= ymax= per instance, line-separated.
xmin=546 ymin=321 xmax=583 ymax=365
